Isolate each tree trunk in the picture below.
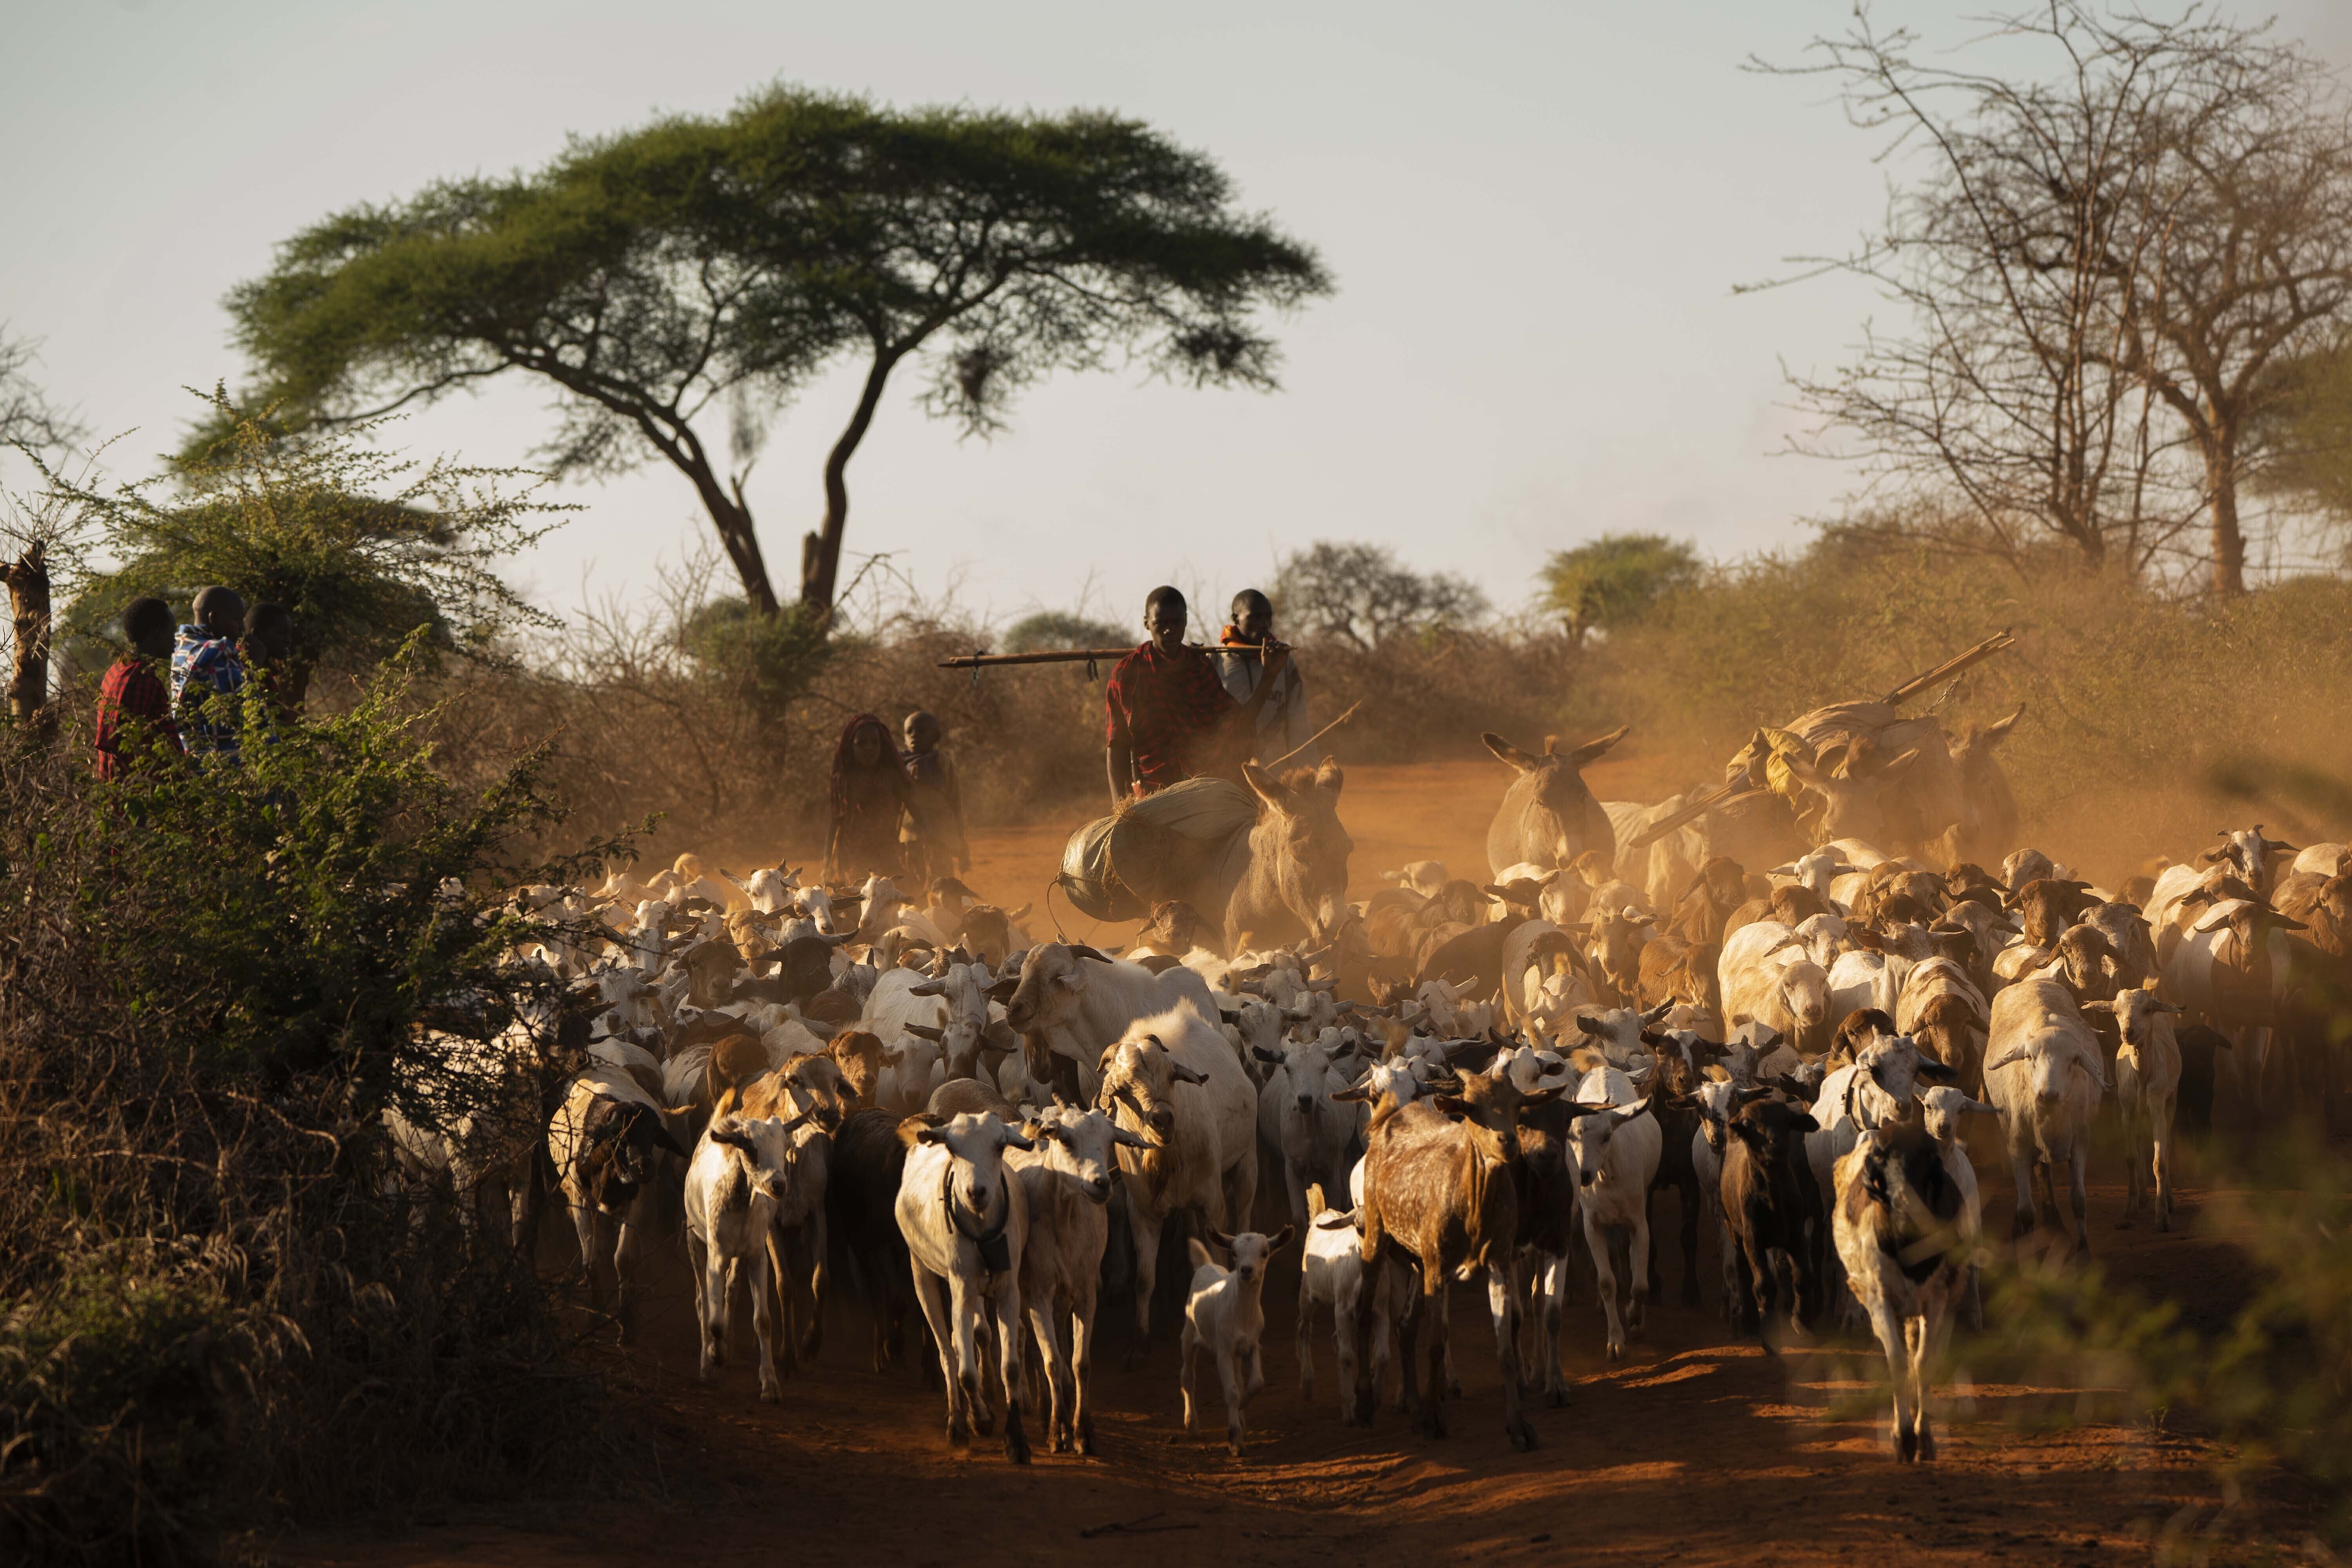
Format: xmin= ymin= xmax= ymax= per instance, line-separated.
xmin=4 ymin=541 xmax=52 ymax=730
xmin=800 ymin=351 xmax=898 ymax=618
xmin=691 ymin=478 xmax=779 ymax=619
xmin=2207 ymin=431 xmax=2247 ymax=597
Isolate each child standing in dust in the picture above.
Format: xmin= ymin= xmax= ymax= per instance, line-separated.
xmin=897 ymin=710 xmax=969 ymax=886
xmin=824 ymin=713 xmax=907 ymax=884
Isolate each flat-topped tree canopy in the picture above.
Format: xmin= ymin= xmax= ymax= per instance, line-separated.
xmin=222 ymin=83 xmax=1332 ymax=626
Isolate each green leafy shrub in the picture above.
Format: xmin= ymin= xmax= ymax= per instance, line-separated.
xmin=0 ymin=648 xmax=631 ymax=1563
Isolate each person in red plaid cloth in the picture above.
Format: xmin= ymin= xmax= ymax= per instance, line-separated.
xmin=1104 ymin=585 xmax=1289 ymax=803
xmin=92 ymin=596 xmax=184 ymax=779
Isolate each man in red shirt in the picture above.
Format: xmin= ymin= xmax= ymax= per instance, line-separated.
xmin=1105 ymin=585 xmax=1289 ymax=802
xmin=93 ymin=597 xmax=183 ymax=779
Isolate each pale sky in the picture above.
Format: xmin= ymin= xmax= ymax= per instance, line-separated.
xmin=7 ymin=0 xmax=2351 ymax=632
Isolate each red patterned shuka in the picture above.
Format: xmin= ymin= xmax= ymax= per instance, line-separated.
xmin=1105 ymin=641 xmax=1239 ymax=793
xmin=92 ymin=655 xmax=183 ymax=779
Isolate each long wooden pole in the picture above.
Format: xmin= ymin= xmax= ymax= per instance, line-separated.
xmin=1264 ymin=698 xmax=1365 ymax=769
xmin=937 ymin=644 xmax=1276 ymax=670
xmin=1880 ymin=628 xmax=2014 ymax=707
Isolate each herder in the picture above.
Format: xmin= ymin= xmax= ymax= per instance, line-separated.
xmin=1214 ymin=588 xmax=1315 ymax=767
xmin=1104 ymin=585 xmax=1290 ymax=803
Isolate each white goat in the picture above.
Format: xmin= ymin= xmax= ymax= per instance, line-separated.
xmin=1178 ymin=1226 xmax=1294 ymax=1457
xmin=684 ymin=1109 xmax=813 ymax=1401
xmin=895 ymin=1111 xmax=1038 ymax=1463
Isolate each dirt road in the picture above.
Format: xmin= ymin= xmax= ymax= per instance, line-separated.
xmin=281 ymin=763 xmax=2314 ymax=1566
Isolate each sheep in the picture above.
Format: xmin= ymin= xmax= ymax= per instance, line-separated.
xmin=894 ymin=1111 xmax=1038 ymax=1463
xmin=2085 ymin=987 xmax=2184 ymax=1230
xmin=1982 ymin=978 xmax=2110 ymax=1254
xmin=1833 ymin=1123 xmax=1978 ymax=1462
xmin=684 ymin=1109 xmax=816 ymax=1401
xmin=1006 ymin=1107 xmax=1152 ymax=1454
xmin=1178 ymin=1226 xmax=1296 ymax=1456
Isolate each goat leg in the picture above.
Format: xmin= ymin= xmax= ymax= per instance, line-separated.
xmin=1419 ymin=1264 xmax=1449 ymax=1439
xmin=1490 ymin=1261 xmax=1535 ymax=1451
xmin=800 ymin=1210 xmax=829 ymax=1362
xmin=909 ymin=1264 xmax=964 ymax=1443
xmin=995 ymin=1292 xmax=1031 ymax=1465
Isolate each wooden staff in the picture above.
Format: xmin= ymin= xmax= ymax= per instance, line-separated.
xmin=1623 ymin=782 xmax=1765 ymax=852
xmin=1880 ymin=628 xmax=2015 ymax=707
xmin=1264 ymin=698 xmax=1365 ymax=769
xmin=936 ymin=643 xmax=1278 ymax=670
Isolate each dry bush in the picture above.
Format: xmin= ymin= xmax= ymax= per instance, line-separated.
xmin=1590 ymin=543 xmax=2352 ymax=878
xmin=1300 ymin=624 xmax=1586 ymax=763
xmin=0 ymin=666 xmax=626 ymax=1564
xmin=415 ymin=565 xmax=1139 ymax=867
xmin=394 ymin=538 xmax=2352 ymax=887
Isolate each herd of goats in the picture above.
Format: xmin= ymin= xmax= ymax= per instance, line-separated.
xmin=390 ymin=681 xmax=2352 ymax=1470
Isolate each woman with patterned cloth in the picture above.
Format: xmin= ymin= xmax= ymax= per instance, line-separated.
xmin=824 ymin=713 xmax=908 ymax=884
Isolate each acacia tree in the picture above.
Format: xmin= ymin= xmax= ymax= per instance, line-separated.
xmin=0 ymin=325 xmax=85 ymax=460
xmin=64 ymin=391 xmax=563 ymax=709
xmin=1769 ymin=5 xmax=2352 ymax=592
xmin=1539 ymin=532 xmax=1702 ymax=639
xmin=2251 ymin=330 xmax=2352 ymax=524
xmin=2117 ymin=36 xmax=2352 ymax=593
xmin=1272 ymin=541 xmax=1486 ymax=651
xmin=223 ymin=85 xmax=1330 ymax=622
xmin=1761 ymin=5 xmax=2213 ymax=576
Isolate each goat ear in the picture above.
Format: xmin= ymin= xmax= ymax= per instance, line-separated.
xmin=915 ymin=1127 xmax=947 ymax=1145
xmin=1791 ymin=1112 xmax=1820 ymax=1134
xmin=1167 ymin=1060 xmax=1210 ymax=1085
xmin=1251 ymin=1045 xmax=1286 ymax=1065
xmin=907 ymin=980 xmax=948 ymax=997
xmin=1268 ymin=1224 xmax=1296 ymax=1252
xmin=1432 ymin=1094 xmax=1471 ymax=1120
xmin=905 ymin=1023 xmax=945 ymax=1042
xmin=1916 ymin=1059 xmax=1960 ymax=1084
xmin=1110 ymin=1124 xmax=1156 ymax=1150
